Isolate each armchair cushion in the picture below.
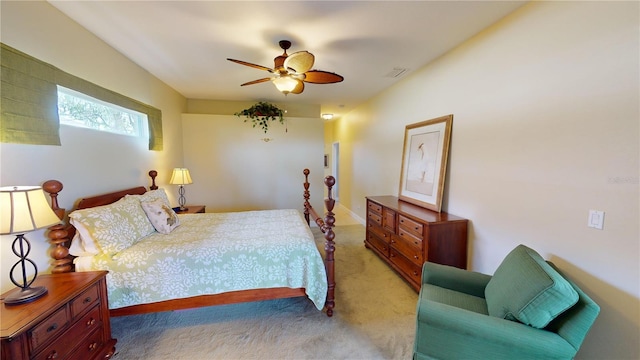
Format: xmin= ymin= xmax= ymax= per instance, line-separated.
xmin=485 ymin=244 xmax=579 ymax=328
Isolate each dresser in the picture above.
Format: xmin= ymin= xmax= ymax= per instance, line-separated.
xmin=364 ymin=196 xmax=468 ymax=291
xmin=1 ymin=272 xmax=116 ymax=360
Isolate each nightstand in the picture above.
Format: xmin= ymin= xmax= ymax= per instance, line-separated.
xmin=176 ymin=205 xmax=206 ymax=214
xmin=1 ymin=272 xmax=116 ymax=360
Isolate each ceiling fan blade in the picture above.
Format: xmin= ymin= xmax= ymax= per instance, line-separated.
xmin=227 ymin=58 xmax=273 ymax=72
xmin=291 ymin=79 xmax=305 ymax=94
xmin=284 ymin=51 xmax=314 ymax=74
xmin=303 ymin=70 xmax=344 ymax=84
xmin=240 ymin=78 xmax=272 ymax=86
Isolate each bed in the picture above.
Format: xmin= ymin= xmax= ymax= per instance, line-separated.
xmin=42 ymin=169 xmax=336 ymax=317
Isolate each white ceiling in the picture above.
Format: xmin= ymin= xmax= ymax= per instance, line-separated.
xmin=48 ymin=1 xmax=527 ymax=117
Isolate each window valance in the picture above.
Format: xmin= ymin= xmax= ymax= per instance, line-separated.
xmin=1 ymin=43 xmax=163 ymax=150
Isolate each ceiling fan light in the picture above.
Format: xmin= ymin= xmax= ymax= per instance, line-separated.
xmin=273 ymin=75 xmax=298 ymax=94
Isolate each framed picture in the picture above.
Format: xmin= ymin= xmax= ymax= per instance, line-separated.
xmin=398 ymin=114 xmax=453 ymax=212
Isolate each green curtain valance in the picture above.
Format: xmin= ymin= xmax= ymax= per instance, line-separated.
xmin=1 ymin=43 xmax=163 ymax=150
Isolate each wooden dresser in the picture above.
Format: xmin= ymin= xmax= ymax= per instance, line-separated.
xmin=364 ymin=196 xmax=469 ymax=291
xmin=1 ymin=272 xmax=116 ymax=360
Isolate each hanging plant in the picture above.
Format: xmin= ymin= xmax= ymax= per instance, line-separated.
xmin=234 ymin=101 xmax=285 ymax=133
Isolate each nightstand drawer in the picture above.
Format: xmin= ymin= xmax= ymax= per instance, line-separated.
xmin=71 ymin=283 xmax=100 ymax=317
xmin=34 ymin=305 xmax=102 ymax=360
xmin=29 ymin=306 xmax=69 ymax=353
xmin=69 ymin=327 xmax=104 ymax=360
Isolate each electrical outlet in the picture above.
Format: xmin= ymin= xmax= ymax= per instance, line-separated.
xmin=588 ymin=210 xmax=605 ymax=230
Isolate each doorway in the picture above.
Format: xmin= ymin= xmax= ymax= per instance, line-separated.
xmin=331 ymin=142 xmax=339 ymax=201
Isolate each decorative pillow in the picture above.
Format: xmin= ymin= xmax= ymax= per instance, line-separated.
xmin=68 ymin=196 xmax=155 ymax=255
xmin=140 ymin=198 xmax=180 ymax=234
xmin=485 ymin=244 xmax=579 ymax=328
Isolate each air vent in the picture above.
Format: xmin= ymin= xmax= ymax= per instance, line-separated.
xmin=384 ymin=67 xmax=409 ymax=78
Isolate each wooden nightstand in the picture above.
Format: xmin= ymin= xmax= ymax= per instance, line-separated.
xmin=1 ymin=272 xmax=116 ymax=360
xmin=176 ymin=205 xmax=205 ymax=214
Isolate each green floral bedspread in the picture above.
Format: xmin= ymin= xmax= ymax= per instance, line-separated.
xmin=79 ymin=209 xmax=328 ymax=310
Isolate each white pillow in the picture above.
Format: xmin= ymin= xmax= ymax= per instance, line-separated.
xmin=130 ymin=189 xmax=172 ymax=208
xmin=68 ymin=195 xmax=155 ymax=255
xmin=140 ymin=198 xmax=180 ymax=234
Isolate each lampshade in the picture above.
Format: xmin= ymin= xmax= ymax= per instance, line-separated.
xmin=273 ymin=75 xmax=298 ymax=94
xmin=169 ymin=168 xmax=193 ymax=185
xmin=0 ymin=186 xmax=61 ymax=235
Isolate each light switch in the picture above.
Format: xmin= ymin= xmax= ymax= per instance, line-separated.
xmin=588 ymin=210 xmax=605 ymax=230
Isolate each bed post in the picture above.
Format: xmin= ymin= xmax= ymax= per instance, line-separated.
xmin=303 ymin=169 xmax=311 ymax=225
xmin=322 ymin=176 xmax=336 ymax=317
xmin=149 ymin=170 xmax=158 ymax=190
xmin=42 ymin=180 xmax=74 ymax=273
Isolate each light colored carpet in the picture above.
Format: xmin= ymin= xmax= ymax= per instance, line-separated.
xmin=111 ymin=225 xmax=418 ymax=359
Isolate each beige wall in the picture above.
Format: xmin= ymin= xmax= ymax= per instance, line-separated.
xmin=181 ymin=114 xmax=325 ymax=212
xmin=332 ymin=2 xmax=639 ymax=359
xmin=0 ymin=1 xmax=187 ymax=291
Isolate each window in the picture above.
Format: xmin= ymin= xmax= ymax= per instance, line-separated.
xmin=57 ymin=86 xmax=147 ymax=137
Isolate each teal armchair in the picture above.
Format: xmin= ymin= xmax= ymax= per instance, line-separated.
xmin=413 ymin=245 xmax=600 ymax=360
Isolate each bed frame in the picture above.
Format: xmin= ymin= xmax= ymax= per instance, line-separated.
xmin=42 ymin=169 xmax=336 ymax=317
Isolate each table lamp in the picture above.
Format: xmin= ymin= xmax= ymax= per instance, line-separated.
xmin=169 ymin=168 xmax=193 ymax=211
xmin=0 ymin=186 xmax=61 ymax=305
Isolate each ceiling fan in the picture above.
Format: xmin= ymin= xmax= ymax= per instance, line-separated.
xmin=227 ymin=40 xmax=344 ymax=95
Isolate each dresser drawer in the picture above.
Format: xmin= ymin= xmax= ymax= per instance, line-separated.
xmin=390 ymin=248 xmax=422 ymax=285
xmin=368 ymin=223 xmax=391 ymax=243
xmin=71 ymin=283 xmax=100 ymax=318
xmin=367 ymin=201 xmax=382 ymax=214
xmin=390 ymin=234 xmax=423 ymax=267
xmin=398 ymin=215 xmax=424 ymax=238
xmin=367 ymin=232 xmax=390 ymax=257
xmin=29 ymin=306 xmax=69 ymax=353
xmin=367 ymin=210 xmax=382 ymax=226
xmin=398 ymin=227 xmax=423 ymax=248
xmin=382 ymin=208 xmax=396 ymax=232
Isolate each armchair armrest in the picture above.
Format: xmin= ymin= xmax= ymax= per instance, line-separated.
xmin=418 ymin=301 xmax=576 ymax=359
xmin=421 ymin=262 xmax=492 ymax=298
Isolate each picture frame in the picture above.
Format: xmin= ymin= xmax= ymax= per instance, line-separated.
xmin=398 ymin=114 xmax=453 ymax=212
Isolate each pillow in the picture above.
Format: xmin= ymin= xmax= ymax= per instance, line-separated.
xmin=68 ymin=195 xmax=155 ymax=255
xmin=68 ymin=220 xmax=101 ymax=256
xmin=132 ymin=189 xmax=172 ymax=208
xmin=140 ymin=198 xmax=180 ymax=234
xmin=485 ymin=244 xmax=579 ymax=328
xmin=68 ymin=232 xmax=96 ymax=256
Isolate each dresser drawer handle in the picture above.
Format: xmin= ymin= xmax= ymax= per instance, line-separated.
xmin=46 ymin=350 xmax=59 ymax=359
xmin=83 ymin=296 xmax=93 ymax=304
xmin=413 ymin=255 xmax=419 ymax=260
xmin=87 ymin=318 xmax=96 ymax=326
xmin=47 ymin=323 xmax=58 ymax=333
xmin=413 ymin=271 xmax=419 ymax=276
xmin=88 ymin=342 xmax=98 ymax=351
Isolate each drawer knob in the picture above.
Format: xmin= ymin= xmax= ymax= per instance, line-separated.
xmin=414 ymin=255 xmax=419 ymax=260
xmin=47 ymin=323 xmax=58 ymax=333
xmin=83 ymin=296 xmax=92 ymax=304
xmin=87 ymin=318 xmax=96 ymax=326
xmin=47 ymin=350 xmax=58 ymax=359
xmin=88 ymin=342 xmax=98 ymax=351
